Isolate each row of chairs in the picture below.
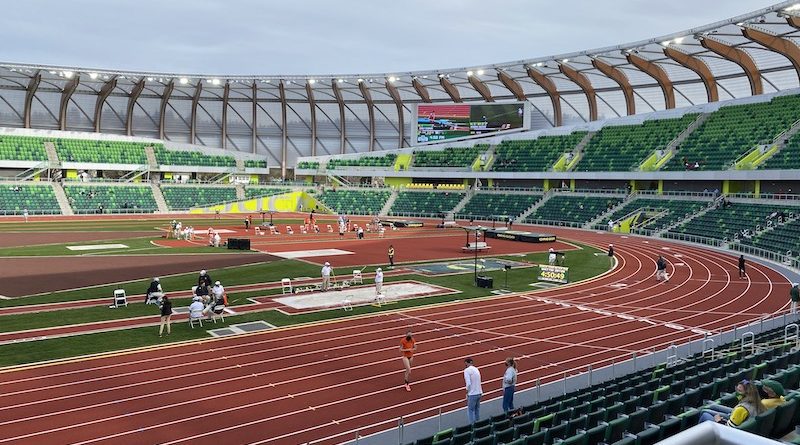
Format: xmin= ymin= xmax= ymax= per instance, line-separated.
xmin=409 ymin=325 xmax=800 ymax=445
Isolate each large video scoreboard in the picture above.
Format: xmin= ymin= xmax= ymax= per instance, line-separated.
xmin=415 ymin=102 xmax=527 ymax=143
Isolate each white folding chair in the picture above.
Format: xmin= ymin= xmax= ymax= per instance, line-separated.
xmin=281 ymin=278 xmax=293 ymax=294
xmin=189 ymin=312 xmax=204 ymax=328
xmin=286 ymin=225 xmax=294 ymax=235
xmin=210 ymin=305 xmax=226 ymax=323
xmin=352 ymin=270 xmax=363 ymax=284
xmin=113 ymin=289 xmax=127 ymax=308
xmin=341 ymin=298 xmax=352 ymax=311
xmin=375 ymin=293 xmax=386 ymax=306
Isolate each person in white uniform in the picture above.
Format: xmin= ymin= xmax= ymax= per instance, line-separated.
xmin=374 ymin=268 xmax=384 ymax=296
xmin=321 ymin=262 xmax=332 ymax=290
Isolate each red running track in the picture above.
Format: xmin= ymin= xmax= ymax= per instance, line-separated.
xmin=0 ymin=227 xmax=791 ymax=445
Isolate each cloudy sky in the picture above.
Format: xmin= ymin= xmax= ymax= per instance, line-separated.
xmin=0 ymin=0 xmax=778 ymax=75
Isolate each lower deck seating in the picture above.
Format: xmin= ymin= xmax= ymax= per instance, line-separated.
xmin=526 ymin=195 xmax=622 ymax=224
xmin=457 ymin=193 xmax=542 ymax=221
xmin=739 ymin=218 xmax=800 ymax=260
xmin=161 ymin=186 xmax=237 ymax=210
xmin=244 ymin=187 xmax=290 ymax=199
xmin=390 ymin=191 xmax=464 ymax=216
xmin=406 ymin=325 xmax=800 ymax=445
xmin=669 ymin=202 xmax=800 ymax=242
xmin=0 ymin=184 xmax=60 ymax=215
xmin=607 ymin=198 xmax=710 ymax=231
xmin=64 ymin=185 xmax=157 ymax=213
xmin=317 ymin=190 xmax=390 ymax=215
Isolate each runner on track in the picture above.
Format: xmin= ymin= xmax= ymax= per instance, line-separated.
xmin=400 ymin=330 xmax=417 ymax=391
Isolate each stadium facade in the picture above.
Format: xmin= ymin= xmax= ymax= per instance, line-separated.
xmin=1 ymin=1 xmax=800 ymax=175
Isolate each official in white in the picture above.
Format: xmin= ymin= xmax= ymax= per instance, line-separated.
xmin=548 ymin=248 xmax=557 ymax=266
xmin=464 ymin=358 xmax=483 ymax=424
xmin=188 ymin=296 xmax=204 ymax=321
xmin=374 ymin=268 xmax=384 ymax=296
xmin=321 ymin=262 xmax=332 ymax=290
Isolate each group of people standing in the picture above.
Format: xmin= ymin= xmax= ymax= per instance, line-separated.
xmin=399 ymin=331 xmax=519 ymax=423
xmin=153 ymin=269 xmax=226 ymax=338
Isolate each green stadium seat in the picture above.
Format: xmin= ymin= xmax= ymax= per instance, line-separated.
xmin=161 ymin=186 xmax=237 ymax=210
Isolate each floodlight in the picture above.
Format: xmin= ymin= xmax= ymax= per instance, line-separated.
xmin=211 ymin=78 xmax=220 ymax=85
xmin=337 ymin=79 xmax=344 ymax=83
xmin=357 ymin=78 xmax=364 ymax=83
xmin=786 ymin=4 xmax=800 ymax=12
xmin=179 ymin=77 xmax=189 ymax=85
xmin=661 ymin=41 xmax=670 ymax=46
xmin=388 ymin=76 xmax=397 ymax=82
xmin=467 ymin=70 xmax=474 ymax=76
xmin=674 ymin=36 xmax=685 ymax=44
xmin=89 ymin=72 xmax=98 ymax=80
xmin=308 ymin=79 xmax=316 ymax=84
xmin=476 ymin=69 xmax=484 ymax=75
xmin=422 ymin=75 xmax=428 ymax=79
xmin=49 ymin=70 xmax=56 ymax=74
xmin=562 ymin=59 xmax=569 ymax=63
xmin=438 ymin=73 xmax=445 ymax=78
xmin=147 ymin=77 xmax=154 ymax=82
xmin=265 ymin=80 xmax=271 ymax=83
xmin=63 ymin=71 xmax=74 ymax=79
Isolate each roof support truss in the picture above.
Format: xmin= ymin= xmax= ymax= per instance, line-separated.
xmin=468 ymin=76 xmax=494 ymax=102
xmin=190 ymin=81 xmax=203 ymax=144
xmin=251 ymin=82 xmax=257 ymax=154
xmin=742 ymin=26 xmax=800 ymax=83
xmin=411 ymin=78 xmax=432 ymax=103
xmin=527 ymin=67 xmax=562 ymax=127
xmin=126 ymin=79 xmax=145 ymax=136
xmin=664 ymin=47 xmax=718 ymax=103
xmin=23 ymin=71 xmax=41 ymax=129
xmin=591 ymin=58 xmax=635 ymax=115
xmin=700 ymin=37 xmax=763 ymax=96
xmin=439 ymin=77 xmax=462 ymax=103
xmin=358 ymin=81 xmax=376 ymax=152
xmin=94 ymin=76 xmax=117 ymax=132
xmin=497 ymin=71 xmax=526 ymax=101
xmin=159 ymin=80 xmax=174 ymax=139
xmin=331 ymin=80 xmax=347 ymax=154
xmin=59 ymin=75 xmax=80 ymax=131
xmin=626 ymin=53 xmax=675 ymax=109
xmin=279 ymin=80 xmax=288 ymax=177
xmin=221 ymin=81 xmax=230 ymax=149
xmin=306 ymin=82 xmax=317 ymax=156
xmin=559 ymin=64 xmax=597 ymax=121
xmin=385 ymin=80 xmax=405 ymax=148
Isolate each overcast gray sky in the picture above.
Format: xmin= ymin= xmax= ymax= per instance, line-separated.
xmin=0 ymin=0 xmax=778 ymax=75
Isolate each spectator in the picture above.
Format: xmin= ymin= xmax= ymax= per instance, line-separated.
xmin=145 ymin=277 xmax=164 ymax=304
xmin=759 ymin=379 xmax=786 ymax=409
xmin=791 ymin=283 xmax=800 ymax=315
xmin=158 ymin=296 xmax=173 ymax=337
xmin=721 ymin=381 xmax=765 ymax=427
xmin=502 ymin=357 xmax=517 ymax=415
xmin=188 ymin=296 xmax=205 ymax=321
xmin=698 ymin=379 xmax=748 ymax=423
xmin=464 ymin=358 xmax=483 ymax=424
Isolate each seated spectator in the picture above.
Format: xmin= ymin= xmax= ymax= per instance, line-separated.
xmin=188 ymin=297 xmax=205 ymax=320
xmin=145 ymin=277 xmax=164 ymax=304
xmin=699 ymin=379 xmax=746 ymax=422
xmin=759 ymin=379 xmax=785 ymax=409
xmin=701 ymin=380 xmax=764 ymax=427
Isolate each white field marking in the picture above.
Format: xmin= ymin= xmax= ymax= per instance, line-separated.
xmin=269 ymin=248 xmax=353 ymax=259
xmin=675 ymin=263 xmax=686 ymax=266
xmin=643 ymin=241 xmax=650 ymax=244
xmin=621 ymin=236 xmax=629 ymax=239
xmin=661 ymin=247 xmax=671 ymax=250
xmin=675 ymin=254 xmax=683 ymax=258
xmin=66 ymin=244 xmax=129 ymax=251
xmin=617 ymin=314 xmax=635 ymax=320
xmin=609 ymin=283 xmax=628 ymax=288
xmin=665 ymin=323 xmax=685 ymax=331
xmin=0 ymin=236 xmax=776 ymax=440
xmin=274 ymin=282 xmax=440 ymax=310
xmin=0 ymin=295 xmax=9 ymax=300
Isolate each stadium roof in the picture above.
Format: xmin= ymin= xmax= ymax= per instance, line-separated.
xmin=2 ymin=1 xmax=800 ymax=172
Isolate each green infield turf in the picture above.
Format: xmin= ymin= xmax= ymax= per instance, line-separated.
xmin=0 ymin=244 xmax=608 ymax=367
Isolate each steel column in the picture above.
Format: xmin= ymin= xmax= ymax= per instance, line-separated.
xmin=497 ymin=71 xmax=526 ymax=101
xmin=279 ymin=80 xmax=288 ymax=177
xmin=467 ymin=75 xmax=494 ymax=102
xmin=251 ymin=82 xmax=257 ymax=154
xmin=59 ymin=75 xmax=80 ymax=131
xmin=94 ymin=76 xmax=117 ymax=132
xmin=439 ymin=76 xmax=462 ymax=103
xmin=221 ymin=81 xmax=230 ymax=149
xmin=190 ymin=81 xmax=203 ymax=144
xmin=23 ymin=71 xmax=41 ymax=129
xmin=592 ymin=58 xmax=635 ymax=115
xmin=385 ymin=80 xmax=405 ymax=148
xmin=126 ymin=78 xmax=145 ymax=136
xmin=306 ymin=81 xmax=317 ymax=156
xmin=742 ymin=26 xmax=800 ymax=83
xmin=331 ymin=80 xmax=347 ymax=154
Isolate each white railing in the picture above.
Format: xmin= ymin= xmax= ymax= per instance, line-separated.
xmin=659 ymin=231 xmax=724 ymax=247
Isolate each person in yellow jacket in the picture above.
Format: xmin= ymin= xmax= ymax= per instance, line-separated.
xmin=715 ymin=382 xmax=765 ymax=427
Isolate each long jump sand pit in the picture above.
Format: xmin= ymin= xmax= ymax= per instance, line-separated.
xmin=269 ymin=280 xmax=457 ymax=313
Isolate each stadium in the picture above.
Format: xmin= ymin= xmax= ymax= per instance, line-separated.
xmin=2 ymin=1 xmax=800 ymax=445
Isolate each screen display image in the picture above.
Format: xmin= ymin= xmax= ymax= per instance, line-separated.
xmin=417 ymin=103 xmax=524 ymax=143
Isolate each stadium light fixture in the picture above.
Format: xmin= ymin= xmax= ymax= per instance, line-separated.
xmin=438 ymin=73 xmax=445 ymax=78
xmin=211 ymin=78 xmax=221 ymax=86
xmin=674 ymin=36 xmax=685 ymax=44
xmin=179 ymin=77 xmax=189 ymax=85
xmin=661 ymin=41 xmax=671 ymax=46
xmin=562 ymin=59 xmax=569 ymax=63
xmin=467 ymin=70 xmax=474 ymax=76
xmin=63 ymin=71 xmax=74 ymax=79
xmin=357 ymin=78 xmax=364 ymax=83
xmin=308 ymin=79 xmax=316 ymax=84
xmin=89 ymin=72 xmax=98 ymax=80
xmin=49 ymin=70 xmax=56 ymax=75
xmin=786 ymin=3 xmax=800 ymax=12
xmin=388 ymin=76 xmax=397 ymax=82
xmin=147 ymin=77 xmax=154 ymax=82
xmin=337 ymin=79 xmax=344 ymax=83
xmin=422 ymin=75 xmax=428 ymax=79
xmin=477 ymin=69 xmax=484 ymax=75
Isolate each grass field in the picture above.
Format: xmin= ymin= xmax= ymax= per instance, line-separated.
xmin=0 ymin=242 xmax=608 ymax=367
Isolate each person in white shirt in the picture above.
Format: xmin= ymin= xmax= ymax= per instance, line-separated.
xmin=548 ymin=248 xmax=556 ymax=266
xmin=464 ymin=358 xmax=483 ymax=424
xmin=188 ymin=296 xmax=205 ymax=321
xmin=206 ymin=281 xmax=225 ymax=315
xmin=213 ymin=232 xmax=221 ymax=248
xmin=502 ymin=357 xmax=518 ymax=414
xmin=321 ymin=262 xmax=332 ymax=290
xmin=374 ymin=268 xmax=384 ymax=296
